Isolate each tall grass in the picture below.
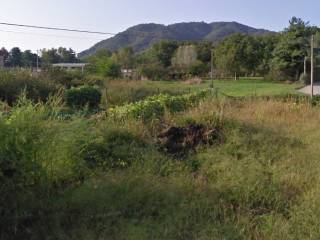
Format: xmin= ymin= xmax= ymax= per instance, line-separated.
xmin=2 ymin=94 xmax=320 ymax=239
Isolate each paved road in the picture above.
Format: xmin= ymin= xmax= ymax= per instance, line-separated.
xmin=298 ymin=84 xmax=320 ymax=95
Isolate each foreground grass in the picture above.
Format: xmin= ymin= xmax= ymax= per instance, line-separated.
xmin=2 ymin=95 xmax=320 ymax=239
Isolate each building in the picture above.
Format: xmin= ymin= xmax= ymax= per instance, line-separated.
xmin=52 ymin=63 xmax=88 ymax=73
xmin=121 ymin=69 xmax=136 ymax=78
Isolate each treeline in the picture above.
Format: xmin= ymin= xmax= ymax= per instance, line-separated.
xmin=86 ymin=17 xmax=319 ymax=82
xmin=0 ymin=47 xmax=79 ymax=68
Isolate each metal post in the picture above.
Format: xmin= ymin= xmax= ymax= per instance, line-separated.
xmin=311 ymin=35 xmax=314 ymax=98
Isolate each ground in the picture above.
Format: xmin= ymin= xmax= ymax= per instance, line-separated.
xmin=4 ymin=77 xmax=317 ymax=240
xmin=106 ymin=78 xmax=303 ymax=106
xmin=139 ymin=78 xmax=302 ymax=97
xmin=298 ymin=83 xmax=320 ymax=95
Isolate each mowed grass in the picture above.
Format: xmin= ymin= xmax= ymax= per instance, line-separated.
xmin=105 ymin=78 xmax=303 ymax=106
xmin=211 ymin=78 xmax=303 ymax=97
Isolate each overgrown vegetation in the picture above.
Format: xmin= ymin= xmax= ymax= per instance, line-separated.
xmin=1 ymin=15 xmax=320 ymax=240
xmin=2 ymin=92 xmax=320 ymax=239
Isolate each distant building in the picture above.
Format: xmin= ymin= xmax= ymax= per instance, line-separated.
xmin=121 ymin=69 xmax=136 ymax=78
xmin=52 ymin=63 xmax=88 ymax=73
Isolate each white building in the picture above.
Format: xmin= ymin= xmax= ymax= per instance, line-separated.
xmin=52 ymin=63 xmax=88 ymax=73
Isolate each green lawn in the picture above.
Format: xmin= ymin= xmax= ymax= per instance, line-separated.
xmin=210 ymin=78 xmax=303 ymax=97
xmin=106 ymin=78 xmax=303 ymax=106
xmin=139 ymin=78 xmax=303 ymax=97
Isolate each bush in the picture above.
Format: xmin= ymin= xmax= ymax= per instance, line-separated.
xmin=188 ymin=60 xmax=209 ymax=77
xmin=0 ymin=70 xmax=58 ymax=105
xmin=109 ymin=90 xmax=210 ymax=121
xmin=139 ymin=63 xmax=168 ymax=81
xmin=299 ymin=73 xmax=310 ymax=85
xmin=65 ymin=85 xmax=101 ymax=109
xmin=81 ymin=129 xmax=146 ymax=169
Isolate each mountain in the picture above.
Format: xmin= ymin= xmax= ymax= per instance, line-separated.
xmin=79 ymin=21 xmax=273 ymax=58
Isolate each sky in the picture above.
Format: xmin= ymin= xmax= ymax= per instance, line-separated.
xmin=0 ymin=0 xmax=319 ymax=53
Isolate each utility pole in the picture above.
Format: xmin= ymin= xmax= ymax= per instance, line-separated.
xmin=210 ymin=49 xmax=214 ymax=88
xmin=311 ymin=35 xmax=314 ymax=98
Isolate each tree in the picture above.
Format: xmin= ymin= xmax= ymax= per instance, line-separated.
xmin=271 ymin=17 xmax=315 ymax=80
xmin=112 ymin=47 xmax=135 ymax=69
xmin=188 ymin=60 xmax=208 ymax=76
xmin=195 ymin=41 xmax=213 ymax=63
xmin=41 ymin=48 xmax=61 ymax=65
xmin=58 ymin=47 xmax=78 ymax=63
xmin=86 ymin=51 xmax=121 ymax=78
xmin=255 ymin=34 xmax=280 ymax=75
xmin=22 ymin=50 xmax=38 ymax=68
xmin=152 ymin=41 xmax=179 ymax=67
xmin=8 ymin=47 xmax=22 ymax=67
xmin=0 ymin=47 xmax=9 ymax=60
xmin=214 ymin=34 xmax=261 ymax=76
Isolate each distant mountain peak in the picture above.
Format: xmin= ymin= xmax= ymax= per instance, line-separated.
xmin=79 ymin=21 xmax=272 ymax=58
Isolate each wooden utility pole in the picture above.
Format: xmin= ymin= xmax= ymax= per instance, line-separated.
xmin=311 ymin=35 xmax=314 ymax=98
xmin=210 ymin=49 xmax=214 ymax=88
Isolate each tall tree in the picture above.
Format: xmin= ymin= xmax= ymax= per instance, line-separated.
xmin=41 ymin=48 xmax=61 ymax=65
xmin=214 ymin=34 xmax=261 ymax=76
xmin=0 ymin=47 xmax=9 ymax=67
xmin=112 ymin=47 xmax=135 ymax=69
xmin=152 ymin=41 xmax=179 ymax=67
xmin=271 ymin=17 xmax=316 ymax=80
xmin=58 ymin=47 xmax=78 ymax=63
xmin=22 ymin=50 xmax=38 ymax=68
xmin=8 ymin=47 xmax=22 ymax=67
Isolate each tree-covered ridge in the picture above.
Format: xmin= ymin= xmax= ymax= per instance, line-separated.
xmin=79 ymin=21 xmax=272 ymax=58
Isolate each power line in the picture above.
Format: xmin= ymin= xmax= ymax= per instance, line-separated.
xmin=0 ymin=29 xmax=106 ymax=41
xmin=0 ymin=22 xmax=117 ymax=35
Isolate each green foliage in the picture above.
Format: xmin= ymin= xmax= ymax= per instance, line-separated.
xmin=8 ymin=47 xmax=22 ymax=67
xmin=152 ymin=40 xmax=179 ymax=67
xmin=41 ymin=47 xmax=78 ymax=65
xmin=138 ymin=63 xmax=168 ymax=81
xmin=271 ymin=17 xmax=315 ymax=81
xmin=81 ymin=129 xmax=146 ymax=169
xmin=188 ymin=60 xmax=209 ymax=76
xmin=65 ymin=85 xmax=101 ymax=109
xmin=0 ymin=70 xmax=58 ymax=105
xmin=214 ymin=34 xmax=263 ymax=76
xmin=109 ymin=90 xmax=210 ymax=121
xmin=86 ymin=53 xmax=121 ymax=78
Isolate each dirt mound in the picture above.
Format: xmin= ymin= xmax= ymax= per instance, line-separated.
xmin=158 ymin=124 xmax=220 ymax=154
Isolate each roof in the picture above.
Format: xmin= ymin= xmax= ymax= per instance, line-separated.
xmin=52 ymin=63 xmax=88 ymax=68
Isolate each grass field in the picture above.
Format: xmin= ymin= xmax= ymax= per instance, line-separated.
xmin=106 ymin=78 xmax=303 ymax=106
xmin=3 ymin=76 xmax=316 ymax=240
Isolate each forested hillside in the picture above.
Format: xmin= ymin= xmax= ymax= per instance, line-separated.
xmin=79 ymin=21 xmax=271 ymax=58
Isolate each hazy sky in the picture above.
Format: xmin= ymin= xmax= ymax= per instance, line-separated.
xmin=1 ymin=0 xmax=319 ymax=53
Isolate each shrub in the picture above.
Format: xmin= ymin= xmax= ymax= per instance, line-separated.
xmin=65 ymin=85 xmax=101 ymax=109
xmin=138 ymin=63 xmax=168 ymax=81
xmin=109 ymin=90 xmax=210 ymax=121
xmin=299 ymin=73 xmax=310 ymax=85
xmin=81 ymin=129 xmax=146 ymax=169
xmin=0 ymin=70 xmax=58 ymax=105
